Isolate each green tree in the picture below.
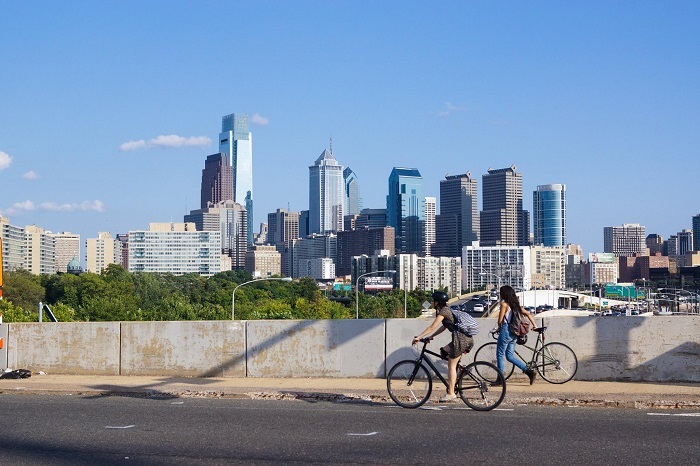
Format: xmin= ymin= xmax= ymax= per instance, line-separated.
xmin=3 ymin=270 xmax=45 ymax=312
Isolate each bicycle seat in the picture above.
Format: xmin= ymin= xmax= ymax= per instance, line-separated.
xmin=533 ymin=326 xmax=547 ymax=334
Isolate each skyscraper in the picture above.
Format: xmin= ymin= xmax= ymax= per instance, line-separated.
xmin=424 ymin=196 xmax=436 ymax=256
xmin=343 ymin=167 xmax=362 ymax=216
xmin=533 ymin=184 xmax=567 ymax=247
xmin=86 ymin=232 xmax=122 ymax=274
xmin=480 ymin=166 xmax=529 ymax=247
xmin=309 ymin=147 xmax=344 ymax=235
xmin=693 ymin=214 xmax=700 ymax=251
xmin=219 ymin=113 xmax=253 ymax=246
xmin=200 ymin=153 xmax=233 ymax=209
xmin=51 ymin=231 xmax=80 ymax=273
xmin=434 ymin=172 xmax=479 ymax=257
xmin=387 ymin=167 xmax=425 ymax=254
xmin=603 ymin=223 xmax=646 ymax=257
xmin=185 ymin=200 xmax=248 ymax=270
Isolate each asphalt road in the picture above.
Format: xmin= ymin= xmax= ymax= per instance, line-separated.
xmin=0 ymin=395 xmax=697 ymax=465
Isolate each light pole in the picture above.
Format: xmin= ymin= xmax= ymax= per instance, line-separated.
xmin=232 ymin=277 xmax=293 ymax=320
xmin=479 ymin=272 xmax=501 ymax=291
xmin=355 ymin=270 xmax=396 ymax=319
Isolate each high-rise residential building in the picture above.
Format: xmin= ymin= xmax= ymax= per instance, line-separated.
xmin=0 ymin=216 xmax=26 ymax=272
xmin=200 ymin=153 xmax=233 ymax=209
xmin=343 ymin=167 xmax=362 ymax=216
xmin=267 ymin=209 xmax=300 ymax=277
xmin=533 ymin=184 xmax=566 ymax=247
xmin=25 ymin=225 xmax=55 ymax=275
xmin=424 ymin=197 xmax=436 ymax=257
xmin=336 ymin=226 xmax=395 ymax=277
xmin=128 ymin=223 xmax=221 ymax=276
xmin=434 ymin=172 xmax=479 ymax=257
xmin=290 ymin=233 xmax=337 ymax=279
xmin=667 ymin=234 xmax=679 ymax=257
xmin=387 ymin=167 xmax=425 ymax=254
xmin=480 ymin=166 xmax=529 ymax=247
xmin=603 ymin=223 xmax=646 ymax=257
xmin=245 ymin=245 xmax=282 ymax=278
xmin=86 ymin=232 xmax=122 ymax=274
xmin=219 ymin=113 xmax=253 ymax=246
xmin=462 ymin=244 xmax=532 ymax=291
xmin=185 ymin=200 xmax=248 ymax=270
xmin=309 ymin=148 xmax=344 ymax=235
xmin=51 ymin=232 xmax=80 ymax=273
xmin=693 ymin=214 xmax=700 ymax=251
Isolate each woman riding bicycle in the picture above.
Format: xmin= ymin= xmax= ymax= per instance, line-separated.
xmin=412 ymin=290 xmax=474 ymax=402
xmin=495 ymin=285 xmax=538 ymax=385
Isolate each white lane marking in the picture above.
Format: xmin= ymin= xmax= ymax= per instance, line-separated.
xmin=106 ymin=425 xmax=135 ymax=429
xmin=171 ymin=401 xmax=184 ymax=405
xmin=347 ymin=432 xmax=378 ymax=436
xmin=647 ymin=413 xmax=700 ymax=417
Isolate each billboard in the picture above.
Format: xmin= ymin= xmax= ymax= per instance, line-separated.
xmin=363 ymin=276 xmax=394 ymax=291
xmin=589 ymin=253 xmax=615 ymax=263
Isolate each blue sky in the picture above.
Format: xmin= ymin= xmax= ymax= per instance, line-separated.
xmin=1 ymin=1 xmax=698 ymax=262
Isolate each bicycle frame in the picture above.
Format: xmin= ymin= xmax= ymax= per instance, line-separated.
xmin=409 ymin=340 xmax=467 ymax=393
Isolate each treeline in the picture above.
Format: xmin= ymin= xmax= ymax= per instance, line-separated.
xmin=0 ymin=265 xmax=431 ymax=322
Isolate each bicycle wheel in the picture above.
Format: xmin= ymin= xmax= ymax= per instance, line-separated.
xmin=458 ymin=361 xmax=506 ymax=411
xmin=386 ymin=360 xmax=432 ymax=408
xmin=473 ymin=342 xmax=514 ymax=382
xmin=535 ymin=342 xmax=578 ymax=384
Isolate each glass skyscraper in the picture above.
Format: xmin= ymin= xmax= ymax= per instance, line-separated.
xmin=533 ymin=184 xmax=567 ymax=247
xmin=693 ymin=214 xmax=700 ymax=252
xmin=219 ymin=113 xmax=253 ymax=246
xmin=343 ymin=167 xmax=362 ymax=216
xmin=309 ymin=148 xmax=344 ymax=234
xmin=200 ymin=153 xmax=233 ymax=209
xmin=387 ymin=167 xmax=425 ymax=254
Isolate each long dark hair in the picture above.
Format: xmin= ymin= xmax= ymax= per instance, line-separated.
xmin=499 ymin=285 xmax=523 ymax=314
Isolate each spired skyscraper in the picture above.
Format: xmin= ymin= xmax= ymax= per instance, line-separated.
xmin=533 ymin=184 xmax=566 ymax=247
xmin=480 ymin=166 xmax=529 ymax=247
xmin=219 ymin=113 xmax=253 ymax=246
xmin=387 ymin=167 xmax=425 ymax=254
xmin=309 ymin=146 xmax=345 ymax=235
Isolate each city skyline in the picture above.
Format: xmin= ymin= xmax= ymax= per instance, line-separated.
xmin=1 ymin=2 xmax=699 ymax=260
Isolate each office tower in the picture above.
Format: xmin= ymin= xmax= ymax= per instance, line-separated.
xmin=309 ymin=148 xmax=344 ymax=234
xmin=533 ymin=184 xmax=567 ymax=247
xmin=434 ymin=172 xmax=479 ymax=257
xmin=24 ymin=225 xmax=55 ymax=275
xmin=646 ymin=234 xmax=664 ymax=255
xmin=267 ymin=209 xmax=300 ymax=277
xmin=336 ymin=226 xmax=395 ymax=276
xmin=185 ymin=200 xmax=248 ymax=270
xmin=343 ymin=167 xmax=362 ymax=216
xmin=677 ymin=229 xmax=694 ymax=256
xmin=0 ymin=216 xmax=26 ymax=272
xmin=86 ymin=232 xmax=122 ymax=273
xmin=355 ymin=208 xmax=387 ymax=229
xmin=424 ymin=196 xmax=436 ymax=256
xmin=299 ymin=210 xmax=309 ymax=238
xmin=604 ymin=223 xmax=646 ymax=257
xmin=693 ymin=214 xmax=700 ymax=251
xmin=51 ymin=232 xmax=80 ymax=273
xmin=128 ymin=223 xmax=221 ymax=276
xmin=116 ymin=234 xmax=129 ymax=269
xmin=480 ymin=166 xmax=528 ymax=247
xmin=290 ymin=233 xmax=337 ymax=279
xmin=219 ymin=113 xmax=253 ymax=246
xmin=200 ymin=153 xmax=233 ymax=209
xmin=387 ymin=167 xmax=425 ymax=254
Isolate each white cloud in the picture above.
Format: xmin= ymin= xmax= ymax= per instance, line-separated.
xmin=0 ymin=151 xmax=12 ymax=170
xmin=23 ymin=170 xmax=38 ymax=180
xmin=251 ymin=113 xmax=270 ymax=126
xmin=436 ymin=102 xmax=467 ymax=117
xmin=1 ymin=199 xmax=105 ymax=216
xmin=39 ymin=200 xmax=105 ymax=212
xmin=119 ymin=134 xmax=211 ymax=151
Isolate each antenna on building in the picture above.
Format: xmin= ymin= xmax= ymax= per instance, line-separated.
xmin=329 ymin=136 xmax=333 ymax=155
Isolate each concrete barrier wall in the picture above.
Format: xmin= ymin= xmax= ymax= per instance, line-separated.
xmin=2 ymin=316 xmax=698 ymax=381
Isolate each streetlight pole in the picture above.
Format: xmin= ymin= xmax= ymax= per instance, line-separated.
xmin=232 ymin=277 xmax=293 ymax=320
xmin=355 ymin=270 xmax=396 ymax=319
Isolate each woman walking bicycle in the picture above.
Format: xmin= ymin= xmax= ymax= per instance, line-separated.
xmin=496 ymin=285 xmax=538 ymax=385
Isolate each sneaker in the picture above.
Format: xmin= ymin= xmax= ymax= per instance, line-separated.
xmin=439 ymin=393 xmax=458 ymax=402
xmin=490 ymin=380 xmax=503 ymax=387
xmin=525 ymin=369 xmax=536 ymax=385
